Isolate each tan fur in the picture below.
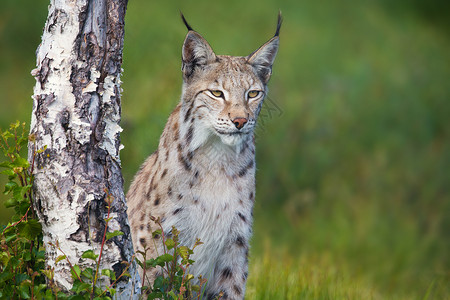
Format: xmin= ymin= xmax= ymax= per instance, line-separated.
xmin=127 ymin=15 xmax=281 ymax=299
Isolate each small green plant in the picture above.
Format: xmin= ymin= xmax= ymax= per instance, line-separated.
xmin=0 ymin=121 xmax=207 ymax=299
xmin=0 ymin=121 xmax=60 ymax=299
xmin=137 ymin=217 xmax=207 ymax=300
xmin=50 ymin=189 xmax=131 ymax=299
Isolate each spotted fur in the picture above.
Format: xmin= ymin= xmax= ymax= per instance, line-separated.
xmin=127 ymin=13 xmax=281 ymax=299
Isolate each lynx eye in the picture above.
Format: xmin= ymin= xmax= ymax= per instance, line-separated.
xmin=209 ymin=90 xmax=224 ymax=98
xmin=248 ymin=90 xmax=260 ymax=99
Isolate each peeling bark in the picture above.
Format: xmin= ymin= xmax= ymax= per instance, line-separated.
xmin=29 ymin=0 xmax=140 ymax=296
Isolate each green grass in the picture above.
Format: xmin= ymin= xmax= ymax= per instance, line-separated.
xmin=1 ymin=0 xmax=449 ymax=299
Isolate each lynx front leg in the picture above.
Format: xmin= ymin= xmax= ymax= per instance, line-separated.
xmin=206 ymin=236 xmax=249 ymax=300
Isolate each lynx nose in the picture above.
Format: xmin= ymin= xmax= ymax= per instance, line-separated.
xmin=232 ymin=117 xmax=248 ymax=130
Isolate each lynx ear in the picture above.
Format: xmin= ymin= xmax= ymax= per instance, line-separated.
xmin=247 ymin=12 xmax=282 ymax=83
xmin=181 ymin=14 xmax=216 ymax=78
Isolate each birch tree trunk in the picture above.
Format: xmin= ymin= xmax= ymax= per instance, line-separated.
xmin=29 ymin=0 xmax=140 ymax=296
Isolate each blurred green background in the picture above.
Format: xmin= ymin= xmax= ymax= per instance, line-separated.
xmin=1 ymin=0 xmax=449 ymax=299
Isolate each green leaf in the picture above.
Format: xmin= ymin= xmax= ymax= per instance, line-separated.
xmin=10 ymin=120 xmax=20 ymax=130
xmin=4 ymin=181 xmax=18 ymax=194
xmin=165 ymin=238 xmax=175 ymax=250
xmin=4 ymin=197 xmax=17 ymax=208
xmin=101 ymin=269 xmax=116 ymax=281
xmin=108 ymin=288 xmax=116 ymax=296
xmin=0 ymin=271 xmax=13 ymax=282
xmin=68 ymin=294 xmax=87 ymax=300
xmin=81 ymin=249 xmax=99 ymax=261
xmin=178 ymin=246 xmax=191 ymax=260
xmin=18 ymin=219 xmax=42 ymax=240
xmin=0 ymin=161 xmax=12 ymax=168
xmin=81 ymin=268 xmax=94 ymax=280
xmin=74 ymin=281 xmax=92 ymax=293
xmin=23 ymin=251 xmax=32 ymax=261
xmin=17 ymin=285 xmax=31 ymax=299
xmin=71 ymin=265 xmax=82 ymax=280
xmin=155 ymin=253 xmax=173 ymax=265
xmin=191 ymin=285 xmax=200 ymax=292
xmin=1 ymin=130 xmax=13 ymax=140
xmin=105 ymin=230 xmax=124 ymax=240
xmin=12 ymin=156 xmax=29 ymax=168
xmin=145 ymin=258 xmax=157 ymax=268
xmin=5 ymin=233 xmax=17 ymax=243
xmin=56 ymin=255 xmax=67 ymax=264
xmin=0 ymin=169 xmax=16 ymax=178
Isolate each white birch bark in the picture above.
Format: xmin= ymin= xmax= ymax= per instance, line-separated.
xmin=29 ymin=0 xmax=140 ymax=296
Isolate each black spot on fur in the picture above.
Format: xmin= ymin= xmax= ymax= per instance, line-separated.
xmin=178 ymin=193 xmax=183 ymax=200
xmin=249 ymin=191 xmax=254 ymax=201
xmin=238 ymin=212 xmax=247 ymax=223
xmin=233 ymin=285 xmax=242 ymax=295
xmin=154 ymin=195 xmax=160 ymax=206
xmin=178 ymin=144 xmax=192 ymax=171
xmin=173 ymin=208 xmax=183 ymax=215
xmin=140 ymin=225 xmax=144 ymax=230
xmin=161 ymin=168 xmax=168 ymax=179
xmin=167 ymin=186 xmax=173 ymax=197
xmin=186 ymin=125 xmax=194 ymax=144
xmin=165 ymin=149 xmax=170 ymax=161
xmin=238 ymin=160 xmax=254 ymax=177
xmin=236 ymin=235 xmax=245 ymax=247
xmin=221 ymin=267 xmax=232 ymax=279
xmin=139 ymin=238 xmax=146 ymax=246
xmin=184 ymin=104 xmax=193 ymax=123
xmin=187 ymin=150 xmax=194 ymax=160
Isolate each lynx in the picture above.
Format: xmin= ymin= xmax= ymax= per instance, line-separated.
xmin=127 ymin=13 xmax=281 ymax=299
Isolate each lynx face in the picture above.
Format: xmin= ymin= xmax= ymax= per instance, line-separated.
xmin=180 ymin=25 xmax=279 ymax=146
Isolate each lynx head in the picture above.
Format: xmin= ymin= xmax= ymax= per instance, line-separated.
xmin=179 ymin=13 xmax=281 ymax=147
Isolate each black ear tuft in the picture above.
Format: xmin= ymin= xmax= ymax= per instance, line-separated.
xmin=180 ymin=12 xmax=194 ymax=31
xmin=275 ymin=11 xmax=282 ymax=37
xmin=246 ymin=12 xmax=281 ymax=84
xmin=182 ymin=31 xmax=216 ymax=79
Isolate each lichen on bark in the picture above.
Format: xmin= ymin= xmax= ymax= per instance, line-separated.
xmin=29 ymin=0 xmax=139 ymax=296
